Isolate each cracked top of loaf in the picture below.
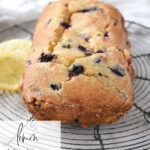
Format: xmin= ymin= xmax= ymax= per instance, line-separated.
xmin=22 ymin=0 xmax=135 ymax=125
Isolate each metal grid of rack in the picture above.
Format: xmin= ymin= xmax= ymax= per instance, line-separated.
xmin=0 ymin=20 xmax=150 ymax=150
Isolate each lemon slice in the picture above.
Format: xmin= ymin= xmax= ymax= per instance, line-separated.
xmin=0 ymin=54 xmax=26 ymax=91
xmin=0 ymin=39 xmax=32 ymax=59
xmin=0 ymin=39 xmax=31 ymax=91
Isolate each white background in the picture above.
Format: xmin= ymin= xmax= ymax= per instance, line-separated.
xmin=0 ymin=0 xmax=150 ymax=32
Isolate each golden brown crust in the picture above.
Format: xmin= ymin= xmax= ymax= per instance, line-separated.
xmin=22 ymin=0 xmax=135 ymax=126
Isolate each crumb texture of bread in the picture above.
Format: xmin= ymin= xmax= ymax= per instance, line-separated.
xmin=22 ymin=0 xmax=135 ymax=126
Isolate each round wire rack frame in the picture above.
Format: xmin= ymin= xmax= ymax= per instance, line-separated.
xmin=0 ymin=20 xmax=150 ymax=150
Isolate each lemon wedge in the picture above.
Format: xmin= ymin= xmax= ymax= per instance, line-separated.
xmin=0 ymin=39 xmax=31 ymax=59
xmin=0 ymin=39 xmax=31 ymax=91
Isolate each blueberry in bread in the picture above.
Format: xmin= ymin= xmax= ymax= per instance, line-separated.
xmin=21 ymin=0 xmax=135 ymax=126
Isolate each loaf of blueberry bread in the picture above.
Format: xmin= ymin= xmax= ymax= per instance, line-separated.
xmin=21 ymin=0 xmax=135 ymax=126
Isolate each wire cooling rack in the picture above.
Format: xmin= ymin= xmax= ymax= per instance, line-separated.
xmin=0 ymin=20 xmax=150 ymax=150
